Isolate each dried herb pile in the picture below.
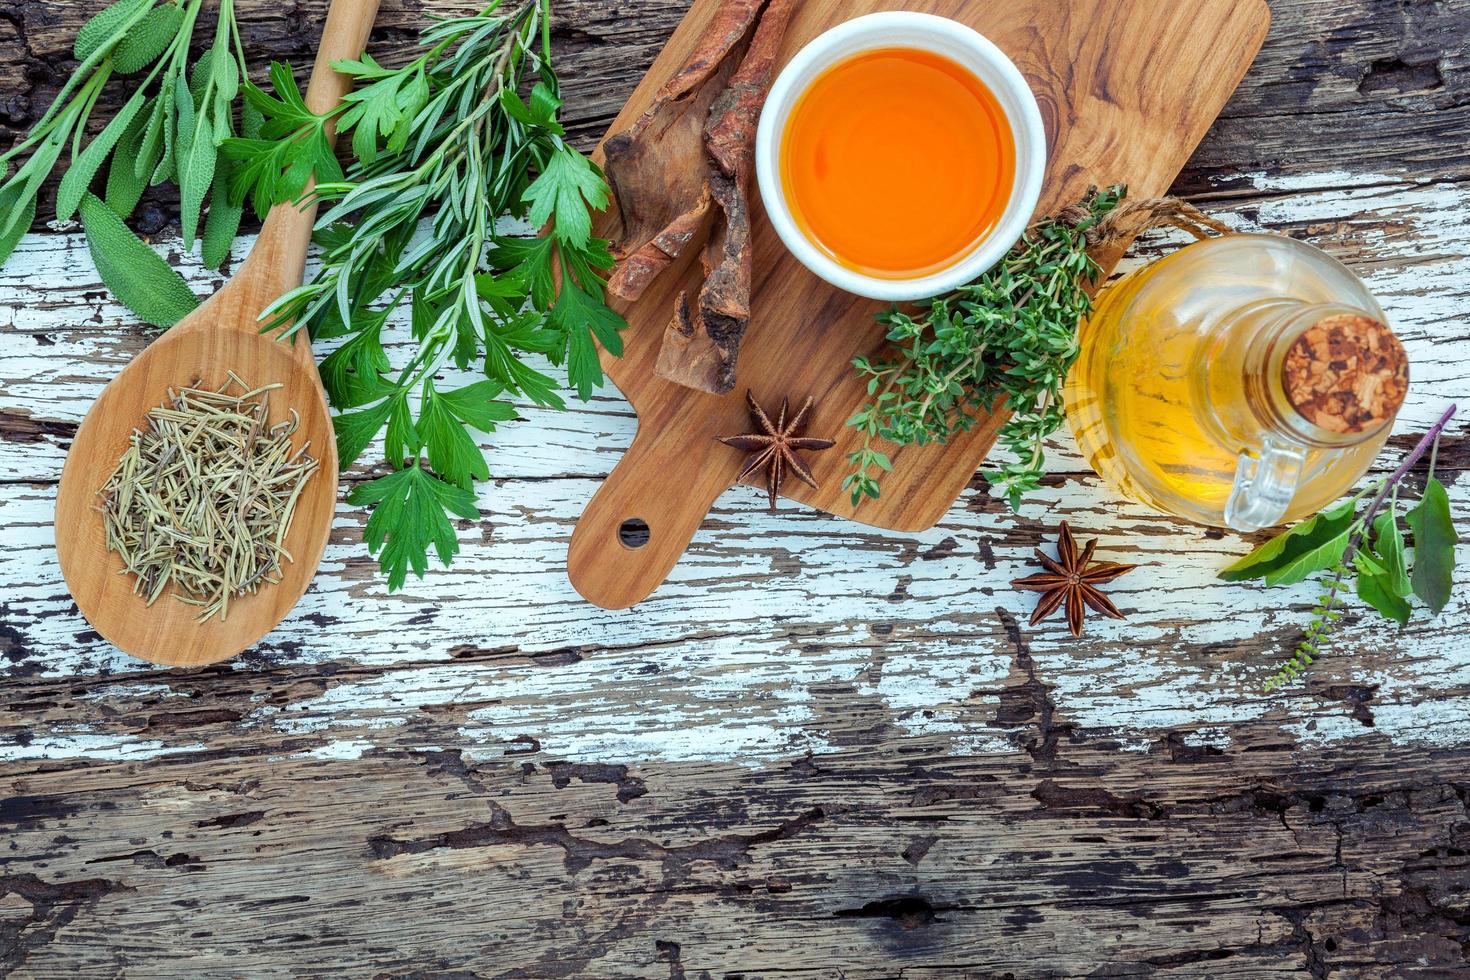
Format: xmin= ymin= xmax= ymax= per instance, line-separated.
xmin=603 ymin=0 xmax=798 ymax=395
xmin=98 ymin=375 xmax=319 ymax=621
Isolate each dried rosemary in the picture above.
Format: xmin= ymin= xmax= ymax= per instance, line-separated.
xmin=97 ymin=374 xmax=319 ymax=622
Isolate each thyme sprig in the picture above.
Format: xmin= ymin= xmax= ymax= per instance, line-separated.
xmin=223 ymin=1 xmax=624 ymax=590
xmin=845 ymin=186 xmax=1124 ymax=510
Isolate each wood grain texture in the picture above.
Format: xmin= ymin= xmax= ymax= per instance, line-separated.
xmin=2 ymin=0 xmax=1470 ymax=976
xmin=51 ymin=0 xmax=380 ymax=667
xmin=568 ymin=0 xmax=1272 ymax=610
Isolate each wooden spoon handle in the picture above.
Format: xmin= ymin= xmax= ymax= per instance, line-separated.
xmin=238 ymin=0 xmax=382 ymax=326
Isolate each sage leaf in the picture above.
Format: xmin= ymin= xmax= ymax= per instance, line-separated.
xmin=1407 ymin=478 xmax=1457 ymax=615
xmin=173 ymin=74 xmax=196 ymax=168
xmin=0 ymin=138 xmax=64 ymax=256
xmin=1358 ymin=571 xmax=1411 ymax=626
xmin=57 ymin=89 xmax=149 ymax=220
xmin=179 ymin=113 xmax=216 ymax=248
xmin=0 ymin=183 xmax=36 ymax=268
xmin=105 ymin=105 xmax=151 ymax=216
xmin=149 ymin=75 xmax=178 ymax=184
xmin=136 ymin=93 xmax=168 ymax=182
xmin=200 ymin=158 xmax=241 ymax=269
xmin=114 ymin=2 xmax=185 ymax=74
xmin=78 ymin=192 xmax=198 ymax=327
xmin=74 ymin=0 xmax=150 ymax=62
xmin=213 ymin=49 xmax=240 ymax=109
xmin=1367 ymin=509 xmax=1412 ymax=598
xmin=1220 ymin=498 xmax=1357 ymax=584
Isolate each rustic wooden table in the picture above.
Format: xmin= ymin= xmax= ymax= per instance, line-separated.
xmin=2 ymin=1 xmax=1469 ymax=976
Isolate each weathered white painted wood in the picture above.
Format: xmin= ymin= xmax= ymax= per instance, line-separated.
xmin=3 ymin=175 xmax=1467 ymax=483
xmin=3 ymin=469 xmax=1467 ymax=764
xmin=1 ymin=174 xmax=1468 ymax=771
xmin=4 ymin=4 xmax=1470 ymax=974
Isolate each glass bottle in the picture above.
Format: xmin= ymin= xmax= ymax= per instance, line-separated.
xmin=1064 ymin=234 xmax=1409 ymax=531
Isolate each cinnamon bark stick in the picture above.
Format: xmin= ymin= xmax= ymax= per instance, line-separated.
xmin=658 ymin=0 xmax=799 ymax=395
xmin=604 ymin=0 xmax=800 ymax=395
xmin=603 ymin=0 xmax=765 ymax=303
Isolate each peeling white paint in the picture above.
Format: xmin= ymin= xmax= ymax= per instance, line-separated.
xmin=3 ymin=171 xmax=1470 ymax=765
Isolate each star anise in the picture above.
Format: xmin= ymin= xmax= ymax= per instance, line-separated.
xmin=1011 ymin=522 xmax=1136 ymax=637
xmin=719 ymin=391 xmax=836 ymax=511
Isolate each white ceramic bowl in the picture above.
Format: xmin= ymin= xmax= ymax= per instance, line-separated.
xmin=755 ymin=12 xmax=1047 ymax=302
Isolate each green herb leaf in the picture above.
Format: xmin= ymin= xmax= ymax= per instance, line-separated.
xmin=179 ymin=112 xmax=216 ymax=248
xmin=221 ymin=66 xmax=340 ymax=215
xmin=845 ymin=186 xmax=1124 ymax=507
xmin=333 ymin=398 xmax=396 ymax=471
xmin=105 ymin=103 xmax=151 ymax=216
xmin=114 ymin=1 xmax=185 ymax=74
xmin=151 ymin=74 xmax=179 ymax=184
xmin=78 ymin=192 xmax=198 ymax=327
xmin=522 ymin=145 xmax=608 ymax=249
xmin=1366 ymin=508 xmax=1412 ymax=598
xmin=1357 ymin=569 xmax=1412 ymax=626
xmin=437 ymin=380 xmax=517 ymax=432
xmin=419 ymin=388 xmax=491 ymax=490
xmin=0 ymin=182 xmax=37 ymax=268
xmin=232 ymin=4 xmax=617 ymax=589
xmin=74 ymin=0 xmax=151 ymax=62
xmin=57 ymin=89 xmax=149 ymax=221
xmin=348 ymin=462 xmax=480 ymax=592
xmin=200 ymin=160 xmax=243 ymax=269
xmin=136 ymin=89 xmax=169 ymax=182
xmin=1406 ymin=477 xmax=1457 ymax=615
xmin=384 ymin=396 xmax=419 ymax=468
xmin=1219 ymin=498 xmax=1357 ymax=585
xmin=551 ymin=280 xmax=624 ymax=401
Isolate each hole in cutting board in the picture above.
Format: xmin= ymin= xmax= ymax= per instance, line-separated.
xmin=619 ymin=518 xmax=650 ymax=549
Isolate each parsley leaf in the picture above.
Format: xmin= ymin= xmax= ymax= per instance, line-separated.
xmin=522 ymin=145 xmax=609 ymax=249
xmin=348 ymin=463 xmax=480 ymax=592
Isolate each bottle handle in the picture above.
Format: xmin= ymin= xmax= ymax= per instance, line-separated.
xmin=1225 ymin=437 xmax=1306 ymax=532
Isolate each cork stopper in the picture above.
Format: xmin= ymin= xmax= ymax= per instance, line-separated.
xmin=1282 ymin=314 xmax=1408 ymax=435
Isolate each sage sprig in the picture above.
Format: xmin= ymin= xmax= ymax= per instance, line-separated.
xmin=222 ymin=1 xmax=625 ymax=590
xmin=1221 ymin=405 xmax=1461 ymax=691
xmin=1 ymin=0 xmax=252 ymax=323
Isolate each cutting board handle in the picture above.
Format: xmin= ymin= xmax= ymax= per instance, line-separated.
xmin=568 ymin=429 xmax=731 ymax=609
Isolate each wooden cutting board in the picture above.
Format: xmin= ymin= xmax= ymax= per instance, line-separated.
xmin=568 ymin=0 xmax=1270 ymax=609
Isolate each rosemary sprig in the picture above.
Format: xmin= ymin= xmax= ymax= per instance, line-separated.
xmin=222 ymin=1 xmax=624 ymax=590
xmin=845 ymin=187 xmax=1125 ymax=510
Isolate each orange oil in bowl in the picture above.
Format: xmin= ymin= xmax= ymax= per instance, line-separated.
xmin=779 ymin=47 xmax=1017 ymax=280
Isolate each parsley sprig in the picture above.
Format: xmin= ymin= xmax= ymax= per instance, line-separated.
xmin=845 ymin=187 xmax=1124 ymax=510
xmin=223 ymin=1 xmax=624 ymax=591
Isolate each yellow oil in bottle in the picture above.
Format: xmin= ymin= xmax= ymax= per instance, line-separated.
xmin=1065 ymin=234 xmax=1408 ymax=530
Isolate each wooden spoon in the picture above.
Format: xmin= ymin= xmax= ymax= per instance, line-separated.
xmin=54 ymin=0 xmax=382 ymax=667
